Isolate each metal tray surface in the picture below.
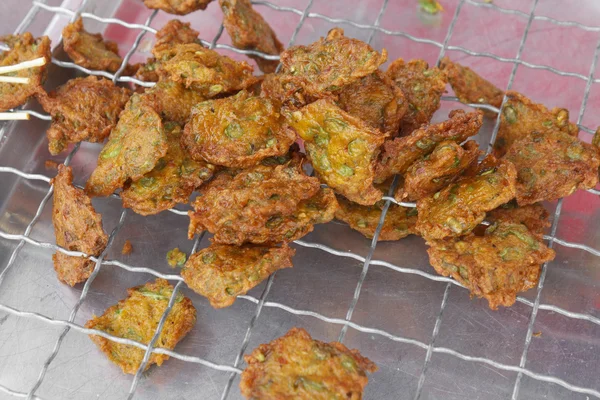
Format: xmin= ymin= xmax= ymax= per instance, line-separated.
xmin=1 ymin=0 xmax=600 ymax=399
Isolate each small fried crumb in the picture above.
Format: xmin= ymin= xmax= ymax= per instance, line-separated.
xmin=121 ymin=240 xmax=133 ymax=255
xmin=533 ymin=331 xmax=542 ymax=338
xmin=167 ymin=247 xmax=187 ymax=267
xmin=45 ymin=160 xmax=60 ymax=170
xmin=419 ymin=0 xmax=443 ymax=14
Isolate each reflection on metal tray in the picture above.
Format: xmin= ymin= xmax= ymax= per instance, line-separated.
xmin=1 ymin=0 xmax=600 ymax=399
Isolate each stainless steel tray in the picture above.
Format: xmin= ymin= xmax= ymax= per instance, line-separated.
xmin=1 ymin=0 xmax=600 ymax=399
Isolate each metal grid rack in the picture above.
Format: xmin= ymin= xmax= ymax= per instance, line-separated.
xmin=0 ymin=0 xmax=599 ymax=399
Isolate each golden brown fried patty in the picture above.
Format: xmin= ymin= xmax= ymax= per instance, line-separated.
xmin=182 ymin=243 xmax=294 ymax=308
xmin=485 ymin=202 xmax=550 ymax=239
xmin=85 ymin=279 xmax=196 ymax=374
xmin=241 ymin=327 xmax=377 ymax=400
xmin=52 ymin=165 xmax=108 ymax=286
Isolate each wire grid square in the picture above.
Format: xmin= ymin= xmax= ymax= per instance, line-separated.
xmin=518 ymin=376 xmax=591 ymax=400
xmin=0 ymin=0 xmax=600 ymax=399
xmin=468 ymin=0 xmax=534 ymax=14
xmin=581 ymin=82 xmax=600 ymax=131
xmin=534 ymin=0 xmax=600 ymax=29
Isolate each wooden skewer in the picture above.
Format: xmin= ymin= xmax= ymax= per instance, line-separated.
xmin=0 ymin=76 xmax=30 ymax=84
xmin=0 ymin=57 xmax=46 ymax=75
xmin=0 ymin=112 xmax=30 ymax=121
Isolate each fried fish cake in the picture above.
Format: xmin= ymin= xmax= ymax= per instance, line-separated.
xmin=37 ymin=76 xmax=131 ymax=155
xmin=427 ymin=222 xmax=555 ymax=309
xmin=337 ymin=71 xmax=407 ymax=137
xmin=143 ymin=79 xmax=207 ymax=125
xmin=396 ymin=140 xmax=481 ymax=201
xmin=386 ymin=58 xmax=447 ymax=135
xmin=121 ymin=122 xmax=215 ymax=215
xmin=375 ymin=110 xmax=483 ymax=183
xmin=280 ymin=28 xmax=387 ymax=97
xmin=241 ymin=327 xmax=377 ymax=400
xmin=289 ymin=99 xmax=386 ymax=205
xmin=62 ymin=18 xmax=132 ymax=74
xmin=188 ymin=164 xmax=337 ymax=244
xmin=486 ymin=201 xmax=550 ymax=239
xmin=159 ymin=43 xmax=257 ymax=96
xmin=416 ymin=156 xmax=517 ymax=241
xmin=504 ymin=129 xmax=599 ymax=205
xmin=335 ymin=196 xmax=418 ymax=241
xmin=182 ymin=90 xmax=296 ymax=168
xmin=52 ymin=165 xmax=108 ymax=286
xmin=143 ymin=0 xmax=213 ymax=15
xmin=86 ymin=93 xmax=168 ymax=197
xmin=85 ymin=279 xmax=196 ymax=374
xmin=493 ymin=91 xmax=579 ymax=157
xmin=0 ymin=33 xmax=51 ymax=111
xmin=182 ymin=243 xmax=294 ymax=308
xmin=439 ymin=57 xmax=504 ymax=116
xmin=219 ymin=0 xmax=283 ymax=73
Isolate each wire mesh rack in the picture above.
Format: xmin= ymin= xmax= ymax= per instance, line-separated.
xmin=0 ymin=0 xmax=599 ymax=399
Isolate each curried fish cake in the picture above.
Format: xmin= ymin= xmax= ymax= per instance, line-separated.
xmin=182 ymin=90 xmax=296 ymax=168
xmin=241 ymin=327 xmax=377 ymax=400
xmin=62 ymin=18 xmax=133 ymax=74
xmin=143 ymin=79 xmax=207 ymax=125
xmin=376 ymin=110 xmax=482 ymax=183
xmin=280 ymin=27 xmax=387 ymax=97
xmin=159 ymin=43 xmax=257 ymax=97
xmin=493 ymin=91 xmax=579 ymax=157
xmin=86 ymin=93 xmax=168 ymax=197
xmin=85 ymin=279 xmax=196 ymax=374
xmin=396 ymin=140 xmax=481 ymax=201
xmin=143 ymin=0 xmax=213 ymax=15
xmin=37 ymin=76 xmax=131 ymax=155
xmin=335 ymin=196 xmax=418 ymax=241
xmin=504 ymin=129 xmax=599 ymax=205
xmin=289 ymin=99 xmax=386 ymax=205
xmin=337 ymin=71 xmax=408 ymax=137
xmin=486 ymin=202 xmax=550 ymax=239
xmin=0 ymin=33 xmax=51 ymax=112
xmin=416 ymin=155 xmax=517 ymax=241
xmin=188 ymin=163 xmax=338 ymax=244
xmin=219 ymin=0 xmax=283 ymax=73
xmin=439 ymin=57 xmax=504 ymax=116
xmin=121 ymin=122 xmax=215 ymax=215
xmin=182 ymin=243 xmax=294 ymax=308
xmin=52 ymin=165 xmax=108 ymax=286
xmin=427 ymin=221 xmax=555 ymax=309
xmin=386 ymin=58 xmax=447 ymax=136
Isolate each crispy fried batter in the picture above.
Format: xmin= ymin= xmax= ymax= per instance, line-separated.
xmin=188 ymin=163 xmax=338 ymax=244
xmin=85 ymin=279 xmax=196 ymax=374
xmin=259 ymin=72 xmax=311 ymax=111
xmin=416 ymin=156 xmax=517 ymax=241
xmin=143 ymin=79 xmax=207 ymax=125
xmin=241 ymin=327 xmax=377 ymax=400
xmin=135 ymin=20 xmax=201 ymax=84
xmin=37 ymin=76 xmax=131 ymax=155
xmin=62 ymin=18 xmax=134 ymax=74
xmin=159 ymin=43 xmax=257 ymax=96
xmin=0 ymin=33 xmax=51 ymax=111
xmin=337 ymin=71 xmax=408 ymax=137
xmin=280 ymin=28 xmax=387 ymax=97
xmin=376 ymin=110 xmax=483 ymax=183
xmin=439 ymin=57 xmax=504 ymax=116
xmin=52 ymin=165 xmax=108 ymax=286
xmin=386 ymin=58 xmax=447 ymax=135
xmin=504 ymin=129 xmax=599 ymax=205
xmin=143 ymin=0 xmax=213 ymax=15
xmin=396 ymin=140 xmax=481 ymax=201
xmin=121 ymin=122 xmax=214 ymax=215
xmin=486 ymin=202 xmax=550 ymax=239
xmin=219 ymin=0 xmax=283 ymax=73
xmin=182 ymin=243 xmax=294 ymax=308
xmin=493 ymin=91 xmax=579 ymax=157
xmin=427 ymin=222 xmax=555 ymax=309
xmin=167 ymin=247 xmax=187 ymax=267
xmin=121 ymin=240 xmax=133 ymax=255
xmin=86 ymin=93 xmax=167 ymax=197
xmin=289 ymin=99 xmax=386 ymax=205
xmin=182 ymin=90 xmax=296 ymax=168
xmin=335 ymin=196 xmax=418 ymax=241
